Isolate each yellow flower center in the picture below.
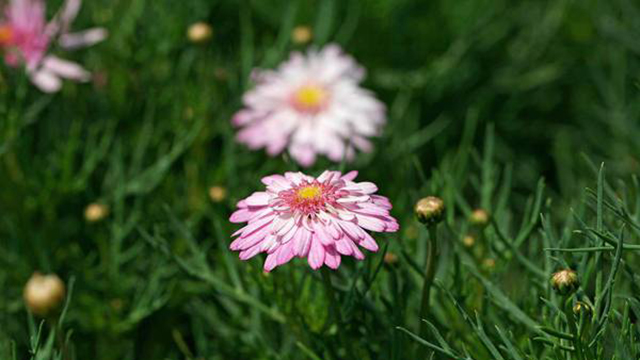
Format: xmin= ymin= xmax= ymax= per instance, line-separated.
xmin=297 ymin=185 xmax=322 ymax=200
xmin=293 ymin=84 xmax=327 ymax=112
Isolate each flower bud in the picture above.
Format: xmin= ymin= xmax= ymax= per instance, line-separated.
xmin=414 ymin=197 xmax=445 ymax=226
xmin=292 ymin=25 xmax=312 ymax=44
xmin=482 ymin=258 xmax=496 ymax=271
xmin=23 ymin=273 xmax=66 ymax=316
xmin=463 ymin=235 xmax=475 ymax=247
xmin=469 ymin=209 xmax=489 ymax=227
xmin=208 ymin=185 xmax=227 ymax=203
xmin=84 ymin=203 xmax=109 ymax=222
xmin=551 ymin=269 xmax=579 ymax=296
xmin=384 ymin=252 xmax=399 ymax=266
xmin=573 ymin=301 xmax=593 ymax=317
xmin=188 ymin=22 xmax=213 ymax=43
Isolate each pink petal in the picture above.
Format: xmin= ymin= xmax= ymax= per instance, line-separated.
xmin=259 ymin=236 xmax=278 ymax=252
xmin=341 ymin=170 xmax=358 ymax=182
xmin=359 ymin=232 xmax=379 ymax=252
xmin=288 ymin=143 xmax=316 ymax=167
xmin=261 ymin=175 xmax=290 ymax=191
xmin=239 ymin=245 xmax=262 ymax=260
xmin=314 ymin=222 xmax=335 ymax=246
xmin=384 ymin=220 xmax=400 ymax=232
xmin=280 ymin=223 xmax=301 ymax=244
xmin=229 ymin=208 xmax=252 ymax=223
xmin=294 ymin=229 xmax=312 ymax=256
xmin=308 ymin=238 xmax=325 ymax=269
xmin=337 ymin=195 xmax=371 ymax=204
xmin=355 ymin=182 xmax=378 ymax=194
xmin=349 ymin=240 xmax=365 ymax=260
xmin=335 ymin=238 xmax=353 ymax=256
xmin=232 ymin=110 xmax=254 ymax=126
xmin=264 ymin=252 xmax=278 ymax=272
xmin=317 ymin=170 xmax=337 ymax=183
xmin=272 ymin=216 xmax=295 ymax=236
xmin=354 ymin=203 xmax=390 ymax=217
xmin=324 ymin=246 xmax=341 ymax=269
xmin=276 ymin=240 xmax=296 ymax=265
xmin=239 ymin=214 xmax=274 ymax=238
xmin=232 ymin=227 xmax=270 ymax=251
xmin=371 ymin=195 xmax=392 ymax=209
xmin=245 ymin=192 xmax=271 ymax=206
xmin=327 ymin=221 xmax=342 ymax=239
xmin=284 ymin=172 xmax=305 ymax=185
xmin=338 ymin=220 xmax=365 ymax=240
xmin=355 ymin=214 xmax=386 ymax=232
xmin=336 ymin=209 xmax=356 ymax=221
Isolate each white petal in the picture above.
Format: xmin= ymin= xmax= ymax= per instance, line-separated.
xmin=30 ymin=69 xmax=62 ymax=93
xmin=41 ymin=56 xmax=90 ymax=81
xmin=59 ymin=28 xmax=108 ymax=49
xmin=45 ymin=0 xmax=81 ymax=36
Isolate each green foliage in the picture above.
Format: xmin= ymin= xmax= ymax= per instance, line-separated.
xmin=2 ymin=0 xmax=640 ymax=359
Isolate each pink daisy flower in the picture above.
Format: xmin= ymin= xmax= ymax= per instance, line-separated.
xmin=232 ymin=44 xmax=387 ymax=167
xmin=0 ymin=0 xmax=107 ymax=93
xmin=229 ymin=170 xmax=399 ymax=271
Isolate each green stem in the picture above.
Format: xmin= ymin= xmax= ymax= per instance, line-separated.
xmin=419 ymin=225 xmax=438 ymax=337
xmin=564 ymin=297 xmax=584 ymax=360
xmin=320 ymin=268 xmax=354 ymax=358
xmin=321 ymin=267 xmax=339 ymax=326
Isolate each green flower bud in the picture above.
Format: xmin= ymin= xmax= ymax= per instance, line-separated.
xmin=469 ymin=209 xmax=489 ymax=227
xmin=551 ymin=269 xmax=579 ymax=296
xmin=414 ymin=197 xmax=445 ymax=226
xmin=573 ymin=301 xmax=593 ymax=317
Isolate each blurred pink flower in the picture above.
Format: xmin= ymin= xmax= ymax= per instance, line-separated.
xmin=0 ymin=0 xmax=107 ymax=92
xmin=229 ymin=170 xmax=399 ymax=271
xmin=232 ymin=44 xmax=387 ymax=167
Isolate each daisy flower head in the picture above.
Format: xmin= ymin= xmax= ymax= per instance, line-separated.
xmin=232 ymin=44 xmax=387 ymax=167
xmin=0 ymin=0 xmax=107 ymax=92
xmin=229 ymin=170 xmax=399 ymax=272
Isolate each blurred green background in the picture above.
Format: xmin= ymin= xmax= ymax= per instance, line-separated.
xmin=1 ymin=0 xmax=640 ymax=359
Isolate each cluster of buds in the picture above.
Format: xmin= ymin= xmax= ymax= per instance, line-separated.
xmin=460 ymin=209 xmax=489 ymax=250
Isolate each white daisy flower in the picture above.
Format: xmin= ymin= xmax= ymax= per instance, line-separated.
xmin=232 ymin=44 xmax=387 ymax=166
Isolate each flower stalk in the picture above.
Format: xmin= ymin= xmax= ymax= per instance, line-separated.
xmin=419 ymin=225 xmax=438 ymax=337
xmin=414 ymin=196 xmax=444 ymax=337
xmin=563 ymin=297 xmax=585 ymax=360
xmin=321 ymin=267 xmax=339 ymax=326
